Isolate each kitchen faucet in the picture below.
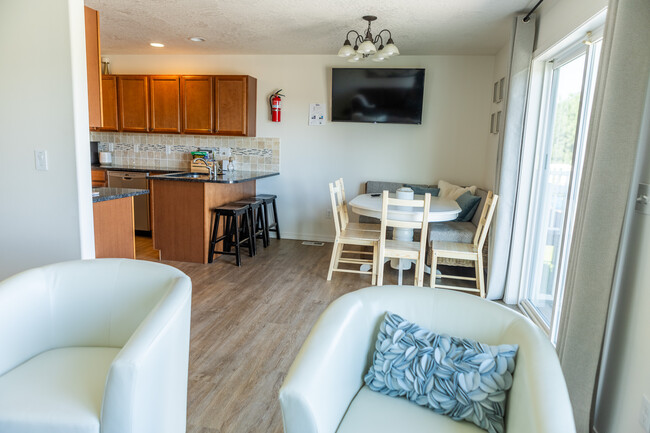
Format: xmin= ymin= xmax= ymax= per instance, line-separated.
xmin=192 ymin=157 xmax=215 ymax=179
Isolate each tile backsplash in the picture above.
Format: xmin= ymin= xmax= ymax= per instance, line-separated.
xmin=90 ymin=131 xmax=280 ymax=172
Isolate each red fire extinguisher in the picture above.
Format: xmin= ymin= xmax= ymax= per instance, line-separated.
xmin=270 ymin=90 xmax=284 ymax=122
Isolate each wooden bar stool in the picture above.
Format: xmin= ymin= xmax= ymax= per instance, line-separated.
xmin=255 ymin=194 xmax=280 ymax=243
xmin=208 ymin=202 xmax=254 ymax=266
xmin=230 ymin=197 xmax=267 ymax=255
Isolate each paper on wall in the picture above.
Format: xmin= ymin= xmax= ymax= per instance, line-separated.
xmin=309 ymin=103 xmax=325 ymax=126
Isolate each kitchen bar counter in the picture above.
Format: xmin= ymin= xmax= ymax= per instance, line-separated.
xmin=94 ymin=164 xmax=180 ymax=173
xmin=148 ymin=170 xmax=279 ymax=184
xmin=150 ymin=172 xmax=278 ymax=263
xmin=92 ymin=188 xmax=149 ymax=259
xmin=92 ymin=187 xmax=149 ymax=203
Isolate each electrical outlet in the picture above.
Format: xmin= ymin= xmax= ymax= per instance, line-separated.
xmin=325 ymin=209 xmax=333 ymax=219
xmin=165 ymin=145 xmax=171 ymax=155
xmin=639 ymin=395 xmax=650 ymax=432
xmin=34 ymin=150 xmax=48 ymax=171
xmin=133 ymin=144 xmax=139 ymax=153
xmin=108 ymin=142 xmax=114 ymax=152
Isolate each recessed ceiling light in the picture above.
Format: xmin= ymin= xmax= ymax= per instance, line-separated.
xmin=188 ymin=37 xmax=206 ymax=42
xmin=150 ymin=42 xmax=165 ymax=48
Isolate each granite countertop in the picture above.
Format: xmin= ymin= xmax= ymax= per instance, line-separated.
xmin=92 ymin=187 xmax=149 ymax=203
xmin=148 ymin=171 xmax=279 ymax=184
xmin=92 ymin=164 xmax=180 ymax=174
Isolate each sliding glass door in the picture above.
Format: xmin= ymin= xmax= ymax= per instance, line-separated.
xmin=521 ymin=37 xmax=602 ymax=342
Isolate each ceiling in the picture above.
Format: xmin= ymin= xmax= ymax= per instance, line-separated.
xmin=85 ymin=0 xmax=538 ymax=56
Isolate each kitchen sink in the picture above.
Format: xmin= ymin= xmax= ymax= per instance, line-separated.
xmin=166 ymin=172 xmax=207 ymax=178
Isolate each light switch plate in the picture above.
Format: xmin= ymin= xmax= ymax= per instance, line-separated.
xmin=34 ymin=150 xmax=48 ymax=171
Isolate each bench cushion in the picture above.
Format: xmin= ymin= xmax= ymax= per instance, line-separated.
xmin=429 ymin=221 xmax=476 ymax=244
xmin=337 ymin=386 xmax=483 ymax=433
xmin=0 ymin=347 xmax=120 ymax=433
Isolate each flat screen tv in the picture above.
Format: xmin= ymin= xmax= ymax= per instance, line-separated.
xmin=331 ymin=68 xmax=425 ymax=125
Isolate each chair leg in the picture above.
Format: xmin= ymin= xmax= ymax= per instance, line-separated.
xmin=371 ymin=243 xmax=377 ymax=285
xmin=397 ymin=264 xmax=403 ymax=286
xmin=208 ymin=212 xmax=220 ymax=264
xmin=224 ymin=215 xmax=233 ymax=253
xmin=476 ymin=255 xmax=485 ymax=298
xmin=430 ymin=253 xmax=438 ymax=288
xmin=245 ymin=211 xmax=254 ymax=257
xmin=377 ymin=249 xmax=385 ymax=286
xmin=327 ymin=239 xmax=340 ymax=281
xmin=414 ymin=257 xmax=423 ymax=287
xmin=234 ymin=215 xmax=241 ymax=267
xmin=272 ymin=199 xmax=281 ymax=239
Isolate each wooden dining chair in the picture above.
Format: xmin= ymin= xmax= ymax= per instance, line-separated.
xmin=335 ymin=178 xmax=380 ymax=231
xmin=377 ymin=190 xmax=431 ymax=287
xmin=429 ymin=191 xmax=498 ymax=297
xmin=327 ymin=180 xmax=381 ymax=284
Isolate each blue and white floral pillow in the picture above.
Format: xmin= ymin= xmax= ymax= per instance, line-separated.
xmin=364 ymin=312 xmax=518 ymax=433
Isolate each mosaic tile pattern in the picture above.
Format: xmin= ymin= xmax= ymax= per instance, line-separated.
xmin=90 ymin=132 xmax=280 ymax=172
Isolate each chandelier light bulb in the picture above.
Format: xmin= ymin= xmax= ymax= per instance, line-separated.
xmin=357 ymin=40 xmax=377 ymax=55
xmin=338 ymin=41 xmax=355 ymax=57
xmin=383 ymin=40 xmax=400 ymax=56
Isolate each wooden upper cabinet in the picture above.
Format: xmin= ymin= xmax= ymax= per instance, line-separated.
xmin=84 ymin=6 xmax=102 ymax=129
xmin=181 ymin=76 xmax=214 ymax=134
xmin=100 ymin=75 xmax=118 ymax=131
xmin=215 ymin=76 xmax=256 ymax=137
xmin=118 ymin=76 xmax=149 ymax=132
xmin=150 ymin=76 xmax=181 ymax=133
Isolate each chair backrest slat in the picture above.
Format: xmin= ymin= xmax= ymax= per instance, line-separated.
xmin=328 ymin=182 xmax=343 ymax=236
xmin=473 ymin=191 xmax=499 ymax=249
xmin=337 ymin=178 xmax=350 ymax=228
xmin=380 ymin=190 xmax=431 ymax=250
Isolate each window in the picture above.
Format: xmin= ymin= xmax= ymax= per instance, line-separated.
xmin=520 ymin=35 xmax=603 ymax=342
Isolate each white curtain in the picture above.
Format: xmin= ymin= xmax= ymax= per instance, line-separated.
xmin=486 ymin=15 xmax=536 ymax=300
xmin=555 ymin=0 xmax=650 ymax=431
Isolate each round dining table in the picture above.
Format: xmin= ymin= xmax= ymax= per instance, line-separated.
xmin=348 ymin=193 xmax=461 ymax=278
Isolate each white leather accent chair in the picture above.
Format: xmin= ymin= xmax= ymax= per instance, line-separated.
xmin=0 ymin=259 xmax=192 ymax=433
xmin=279 ymin=286 xmax=576 ymax=433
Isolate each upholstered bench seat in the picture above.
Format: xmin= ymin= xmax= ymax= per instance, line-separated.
xmin=337 ymin=386 xmax=483 ymax=433
xmin=0 ymin=347 xmax=120 ymax=433
xmin=428 ymin=221 xmax=476 ymax=243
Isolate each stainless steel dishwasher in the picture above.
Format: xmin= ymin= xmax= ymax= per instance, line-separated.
xmin=107 ymin=171 xmax=151 ymax=231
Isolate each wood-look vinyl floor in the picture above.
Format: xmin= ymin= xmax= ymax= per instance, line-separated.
xmin=134 ymin=235 xmax=468 ymax=433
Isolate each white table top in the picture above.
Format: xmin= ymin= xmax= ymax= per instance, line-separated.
xmin=349 ymin=193 xmax=461 ymax=222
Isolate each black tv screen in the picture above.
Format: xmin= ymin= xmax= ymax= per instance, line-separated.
xmin=331 ymin=68 xmax=425 ymax=125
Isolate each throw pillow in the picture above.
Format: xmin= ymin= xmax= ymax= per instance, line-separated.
xmin=365 ymin=312 xmax=518 ymax=433
xmin=404 ymin=184 xmax=440 ymax=196
xmin=438 ymin=180 xmax=477 ymax=200
xmin=455 ymin=191 xmax=482 ymax=222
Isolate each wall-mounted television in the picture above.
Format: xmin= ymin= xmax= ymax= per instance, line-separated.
xmin=331 ymin=68 xmax=425 ymax=125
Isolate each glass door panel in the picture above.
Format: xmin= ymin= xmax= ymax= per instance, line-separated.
xmin=528 ymin=54 xmax=586 ymax=324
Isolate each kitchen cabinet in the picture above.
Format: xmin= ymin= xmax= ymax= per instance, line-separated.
xmin=215 ymin=76 xmax=256 ymax=137
xmin=150 ymin=76 xmax=181 ymax=133
xmin=91 ymin=168 xmax=107 ymax=187
xmin=103 ymin=74 xmax=256 ymax=136
xmin=100 ymin=75 xmax=119 ymax=131
xmin=118 ymin=76 xmax=149 ymax=132
xmin=181 ymin=76 xmax=214 ymax=134
xmin=84 ymin=6 xmax=102 ymax=129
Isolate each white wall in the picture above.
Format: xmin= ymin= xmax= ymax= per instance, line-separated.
xmin=486 ymin=43 xmax=510 ymax=188
xmin=0 ymin=0 xmax=94 ymax=280
xmin=107 ymin=54 xmax=495 ymax=241
xmin=535 ymin=0 xmax=608 ymax=55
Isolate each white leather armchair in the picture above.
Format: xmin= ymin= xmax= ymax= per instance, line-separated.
xmin=280 ymin=285 xmax=575 ymax=433
xmin=0 ymin=259 xmax=192 ymax=433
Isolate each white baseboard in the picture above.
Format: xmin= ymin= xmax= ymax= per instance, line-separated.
xmin=278 ymin=232 xmax=334 ymax=243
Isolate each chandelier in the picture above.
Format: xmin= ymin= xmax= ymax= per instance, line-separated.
xmin=337 ymin=16 xmax=400 ymax=63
